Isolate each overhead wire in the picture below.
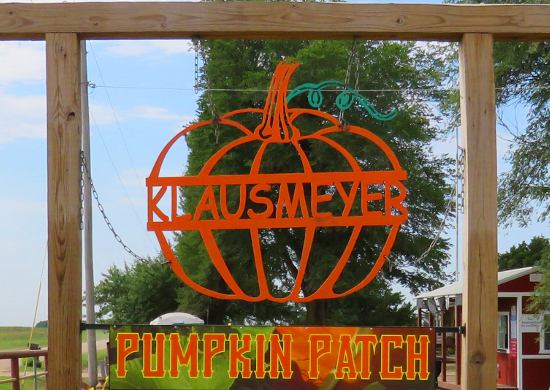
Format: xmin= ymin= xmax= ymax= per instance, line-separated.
xmin=88 ymin=110 xmax=156 ymax=256
xmin=22 ymin=242 xmax=47 ymax=382
xmin=88 ymin=84 xmax=550 ymax=93
xmin=87 ymin=43 xmax=157 ymax=255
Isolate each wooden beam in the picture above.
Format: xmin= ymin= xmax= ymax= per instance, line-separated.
xmin=47 ymin=32 xmax=82 ymax=390
xmin=1 ymin=3 xmax=550 ymax=40
xmin=459 ymin=33 xmax=498 ymax=390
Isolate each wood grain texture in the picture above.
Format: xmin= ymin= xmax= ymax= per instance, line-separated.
xmin=47 ymin=33 xmax=82 ymax=390
xmin=459 ymin=33 xmax=498 ymax=390
xmin=1 ymin=3 xmax=550 ymax=40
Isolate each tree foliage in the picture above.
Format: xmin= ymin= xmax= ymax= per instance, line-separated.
xmin=528 ymin=247 xmax=550 ymax=322
xmin=95 ymin=255 xmax=182 ymax=323
xmin=498 ymin=236 xmax=549 ymax=271
xmin=449 ymin=0 xmax=550 ymax=226
xmin=450 ymin=0 xmax=550 ymax=324
xmin=173 ymin=39 xmax=452 ymax=326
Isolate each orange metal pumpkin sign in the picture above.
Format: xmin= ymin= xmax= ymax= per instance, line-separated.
xmin=147 ymin=62 xmax=408 ymax=303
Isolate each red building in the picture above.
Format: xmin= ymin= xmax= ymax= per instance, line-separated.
xmin=416 ymin=266 xmax=550 ymax=390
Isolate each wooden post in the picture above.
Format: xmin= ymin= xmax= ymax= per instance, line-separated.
xmin=442 ymin=309 xmax=447 ymax=382
xmin=47 ymin=33 xmax=82 ymax=390
xmin=10 ymin=357 xmax=20 ymax=390
xmin=456 ymin=304 xmax=462 ymax=386
xmin=459 ymin=33 xmax=498 ymax=390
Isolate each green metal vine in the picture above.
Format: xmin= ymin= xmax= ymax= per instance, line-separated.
xmin=287 ymin=80 xmax=398 ymax=122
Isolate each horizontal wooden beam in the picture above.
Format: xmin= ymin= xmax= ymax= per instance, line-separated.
xmin=1 ymin=2 xmax=550 ymax=41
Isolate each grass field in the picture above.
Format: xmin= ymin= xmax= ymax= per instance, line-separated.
xmin=0 ymin=327 xmax=109 ymax=389
xmin=0 ymin=376 xmax=46 ymax=390
xmin=0 ymin=327 xmax=108 ymax=351
xmin=0 ymin=327 xmax=48 ymax=351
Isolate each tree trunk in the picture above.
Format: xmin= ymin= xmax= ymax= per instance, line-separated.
xmin=305 ymin=300 xmax=327 ymax=325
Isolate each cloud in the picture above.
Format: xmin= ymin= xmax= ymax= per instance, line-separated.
xmin=120 ymin=168 xmax=152 ymax=187
xmin=129 ymin=105 xmax=194 ymax=123
xmin=0 ymin=91 xmax=46 ymax=143
xmin=106 ymin=40 xmax=194 ymax=57
xmin=90 ymin=103 xmax=119 ymax=126
xmin=91 ymin=103 xmax=192 ymax=124
xmin=0 ymin=42 xmax=45 ymax=85
xmin=0 ymin=89 xmax=190 ymax=143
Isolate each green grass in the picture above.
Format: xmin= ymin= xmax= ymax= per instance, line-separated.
xmin=0 ymin=327 xmax=109 ymax=351
xmin=0 ymin=327 xmax=48 ymax=351
xmin=82 ymin=348 xmax=108 ymax=369
xmin=0 ymin=327 xmax=109 ymax=389
xmin=0 ymin=376 xmax=46 ymax=390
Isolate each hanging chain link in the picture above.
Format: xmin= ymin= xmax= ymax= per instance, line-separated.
xmin=80 ymin=151 xmax=144 ymax=261
xmin=413 ymin=184 xmax=458 ymax=265
xmin=339 ymin=38 xmax=359 ymax=125
xmin=193 ymin=38 xmax=201 ymax=95
xmin=193 ymin=39 xmax=219 ymax=143
xmin=456 ymin=146 xmax=465 ymax=214
xmin=80 ymin=162 xmax=85 ymax=231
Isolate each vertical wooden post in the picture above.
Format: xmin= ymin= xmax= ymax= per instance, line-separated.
xmin=455 ymin=304 xmax=462 ymax=385
xmin=47 ymin=33 xmax=82 ymax=390
xmin=459 ymin=33 xmax=498 ymax=390
xmin=442 ymin=310 xmax=447 ymax=382
xmin=10 ymin=357 xmax=20 ymax=390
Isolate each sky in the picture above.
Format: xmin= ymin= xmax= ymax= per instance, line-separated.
xmin=0 ymin=0 xmax=547 ymax=327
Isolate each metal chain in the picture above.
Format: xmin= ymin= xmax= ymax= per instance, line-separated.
xmin=339 ymin=38 xmax=358 ymax=124
xmin=80 ymin=162 xmax=85 ymax=231
xmin=193 ymin=39 xmax=219 ymax=143
xmin=456 ymin=146 xmax=465 ymax=214
xmin=384 ymin=181 xmax=457 ymax=271
xmin=193 ymin=38 xmax=200 ymax=94
xmin=353 ymin=42 xmax=361 ymax=91
xmin=416 ymin=184 xmax=458 ymax=265
xmin=80 ymin=151 xmax=144 ymax=261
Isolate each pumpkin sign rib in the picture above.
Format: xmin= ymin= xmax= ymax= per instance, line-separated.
xmin=147 ymin=62 xmax=408 ymax=303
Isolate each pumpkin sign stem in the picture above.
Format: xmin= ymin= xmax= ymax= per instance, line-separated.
xmin=255 ymin=62 xmax=300 ymax=142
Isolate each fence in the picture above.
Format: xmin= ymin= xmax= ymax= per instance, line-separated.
xmin=0 ymin=349 xmax=48 ymax=390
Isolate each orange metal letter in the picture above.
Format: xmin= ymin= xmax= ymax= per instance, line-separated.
xmin=247 ymin=184 xmax=274 ymax=219
xmin=194 ymin=186 xmax=220 ymax=221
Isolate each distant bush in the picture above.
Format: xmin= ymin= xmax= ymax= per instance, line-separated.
xmin=24 ymin=358 xmax=42 ymax=368
xmin=35 ymin=321 xmax=48 ymax=328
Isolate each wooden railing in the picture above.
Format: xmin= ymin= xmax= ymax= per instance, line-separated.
xmin=0 ymin=349 xmax=48 ymax=390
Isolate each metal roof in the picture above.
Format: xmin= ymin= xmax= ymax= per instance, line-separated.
xmin=416 ymin=266 xmax=539 ymax=299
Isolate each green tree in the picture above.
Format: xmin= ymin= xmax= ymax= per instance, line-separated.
xmin=499 ymin=236 xmax=550 ymax=270
xmin=451 ymin=0 xmax=550 ymax=329
xmin=95 ymin=255 xmax=183 ymax=323
xmin=174 ymin=38 xmax=452 ymax=326
xmin=497 ymin=236 xmax=550 ymax=329
xmin=528 ymin=247 xmax=550 ymax=324
xmin=449 ymin=0 xmax=550 ymax=225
